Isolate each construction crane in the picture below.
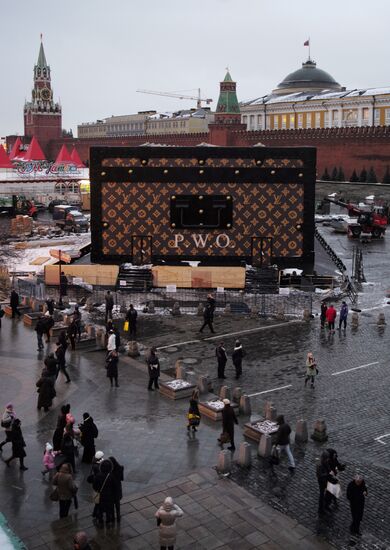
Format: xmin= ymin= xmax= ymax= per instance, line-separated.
xmin=136 ymin=88 xmax=213 ymax=109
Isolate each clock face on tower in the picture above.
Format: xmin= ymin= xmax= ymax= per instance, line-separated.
xmin=41 ymin=88 xmax=51 ymax=101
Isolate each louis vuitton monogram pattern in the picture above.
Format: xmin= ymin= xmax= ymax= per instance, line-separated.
xmin=100 ymin=181 xmax=304 ymax=259
xmin=101 ymin=157 xmax=304 ymax=168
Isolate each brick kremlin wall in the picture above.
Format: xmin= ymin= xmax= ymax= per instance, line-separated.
xmin=45 ymin=126 xmax=390 ymax=179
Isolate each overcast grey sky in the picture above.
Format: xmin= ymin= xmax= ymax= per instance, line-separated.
xmin=1 ymin=0 xmax=389 ymax=136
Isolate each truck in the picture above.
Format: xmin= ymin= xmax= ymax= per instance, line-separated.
xmin=0 ymin=195 xmax=38 ymax=217
xmin=325 ymin=197 xmax=388 ymax=238
xmin=52 ymin=205 xmax=89 ymax=232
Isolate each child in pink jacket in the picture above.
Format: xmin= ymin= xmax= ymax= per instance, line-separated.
xmin=42 ymin=442 xmax=58 ymax=476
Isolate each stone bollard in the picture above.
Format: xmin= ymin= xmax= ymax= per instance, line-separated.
xmin=127 ymin=341 xmax=140 ymax=357
xmin=295 ymin=419 xmax=308 ymax=444
xmin=172 ymin=302 xmax=181 ymax=316
xmin=217 ymin=450 xmax=232 ymax=474
xmin=258 ymin=434 xmax=272 ymax=458
xmin=303 ymin=308 xmax=311 ymax=321
xmin=263 ymin=401 xmax=273 ymax=417
xmin=351 ymin=312 xmax=359 ymax=327
xmin=175 ymin=360 xmax=187 ymax=380
xmin=232 ymin=387 xmax=242 ymax=404
xmin=86 ymin=325 xmax=96 ymax=338
xmin=198 ymin=375 xmax=210 ymax=395
xmin=197 ymin=303 xmax=204 ymax=316
xmin=266 ymin=406 xmax=277 ymax=422
xmin=311 ymin=419 xmax=328 ymax=442
xmin=219 ymin=386 xmax=231 ymax=401
xmin=250 ymin=306 xmax=259 ymax=317
xmin=237 ymin=442 xmax=252 ymax=468
xmin=276 ymin=305 xmax=285 ymax=321
xmin=239 ymin=394 xmax=251 ymax=416
xmin=378 ymin=312 xmax=386 ymax=326
xmin=148 ymin=301 xmax=155 ymax=314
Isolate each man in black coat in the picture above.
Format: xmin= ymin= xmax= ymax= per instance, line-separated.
xmin=347 ymin=475 xmax=368 ymax=535
xmin=79 ymin=413 xmax=98 ymax=464
xmin=43 ymin=314 xmax=55 ymax=343
xmin=55 ymin=342 xmax=71 ymax=383
xmin=220 ymin=399 xmax=238 ymax=451
xmin=316 ymin=451 xmax=337 ymax=515
xmin=275 ymin=415 xmax=295 ymax=471
xmin=46 ymin=297 xmax=55 ymax=316
xmin=35 ymin=316 xmax=46 ymax=350
xmin=216 ymin=342 xmax=227 ymax=379
xmin=59 ymin=272 xmax=68 ymax=306
xmin=105 ymin=291 xmax=114 ymax=323
xmin=10 ymin=290 xmax=21 ymax=318
xmin=146 ymin=347 xmax=160 ymax=391
xmin=125 ymin=304 xmax=138 ymax=338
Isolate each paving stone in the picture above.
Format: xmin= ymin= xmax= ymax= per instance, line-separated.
xmin=245 ymin=530 xmax=270 ymax=546
xmin=231 ymin=520 xmax=258 ymax=537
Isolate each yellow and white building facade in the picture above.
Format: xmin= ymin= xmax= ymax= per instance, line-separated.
xmin=241 ymin=59 xmax=390 ymax=131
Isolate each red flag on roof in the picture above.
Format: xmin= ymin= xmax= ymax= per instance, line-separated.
xmin=23 ymin=136 xmax=46 ymax=161
xmin=70 ymin=147 xmax=86 ymax=168
xmin=9 ymin=137 xmax=23 ymax=160
xmin=0 ymin=146 xmax=13 ymax=168
xmin=55 ymin=144 xmax=73 ymax=164
xmin=304 ymin=39 xmax=310 ymax=46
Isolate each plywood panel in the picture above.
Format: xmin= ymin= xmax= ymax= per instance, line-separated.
xmin=152 ymin=266 xmax=245 ymax=289
xmin=45 ymin=264 xmax=119 ymax=286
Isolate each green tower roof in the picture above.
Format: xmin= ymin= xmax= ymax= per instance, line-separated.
xmin=216 ymin=71 xmax=240 ymax=114
xmin=36 ymin=41 xmax=48 ymax=69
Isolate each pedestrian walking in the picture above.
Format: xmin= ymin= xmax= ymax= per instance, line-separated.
xmin=55 ymin=341 xmax=71 ymax=383
xmin=187 ymin=389 xmax=201 ymax=433
xmin=61 ymin=430 xmax=77 ymax=474
xmin=0 ymin=304 xmax=4 ymax=328
xmin=274 ymin=415 xmax=295 ymax=471
xmin=232 ymin=340 xmax=245 ymax=379
xmin=106 ymin=350 xmax=119 ymax=387
xmin=339 ymin=301 xmax=348 ymax=330
xmin=316 ymin=451 xmax=337 ymax=515
xmin=320 ymin=301 xmax=327 ymax=329
xmin=36 ymin=369 xmax=56 ymax=411
xmin=219 ymin=398 xmax=238 ymax=451
xmin=44 ymin=352 xmax=58 ymax=384
xmin=105 ymin=290 xmax=114 ymax=323
xmin=73 ymin=532 xmax=92 ymax=550
xmin=67 ymin=320 xmax=77 ymax=351
xmin=58 ymin=330 xmax=69 ymax=353
xmin=125 ymin=304 xmax=138 ymax=338
xmin=53 ymin=404 xmax=71 ymax=451
xmin=147 ymin=347 xmax=160 ymax=391
xmin=10 ymin=289 xmax=21 ymax=318
xmin=347 ymin=474 xmax=368 ymax=536
xmin=52 ymin=463 xmax=78 ymax=518
xmin=46 ymin=297 xmax=55 ymax=316
xmin=107 ymin=329 xmax=116 ymax=355
xmin=109 ymin=456 xmax=124 ymax=522
xmin=304 ymin=352 xmax=318 ymax=389
xmin=326 ymin=448 xmax=345 ymax=507
xmin=199 ymin=294 xmax=215 ymax=334
xmin=87 ymin=451 xmax=105 ymax=520
xmin=59 ymin=272 xmax=68 ymax=306
xmin=216 ymin=342 xmax=227 ymax=379
xmin=113 ymin=326 xmax=121 ymax=351
xmin=43 ymin=313 xmax=55 ymax=343
xmin=79 ymin=412 xmax=98 ymax=464
xmin=35 ymin=315 xmax=46 ymax=350
xmin=42 ymin=442 xmax=58 ymax=477
xmin=0 ymin=403 xmax=16 ymax=451
xmin=73 ymin=306 xmax=82 ymax=341
xmin=155 ymin=496 xmax=183 ymax=550
xmin=326 ymin=304 xmax=337 ymax=333
xmin=4 ymin=418 xmax=28 ymax=470
xmin=92 ymin=459 xmax=116 ymax=527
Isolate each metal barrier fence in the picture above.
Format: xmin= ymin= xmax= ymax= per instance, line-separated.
xmin=37 ymin=283 xmax=312 ymax=318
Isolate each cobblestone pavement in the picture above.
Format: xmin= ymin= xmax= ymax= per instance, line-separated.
xmin=21 ymin=469 xmax=334 ymax=550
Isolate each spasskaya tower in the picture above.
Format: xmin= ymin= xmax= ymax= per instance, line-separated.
xmin=24 ymin=37 xmax=62 ymax=150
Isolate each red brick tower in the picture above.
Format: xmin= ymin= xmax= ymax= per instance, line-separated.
xmin=24 ymin=38 xmax=62 ymax=156
xmin=209 ymin=71 xmax=246 ymax=145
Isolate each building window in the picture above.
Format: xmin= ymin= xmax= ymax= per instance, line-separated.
xmin=297 ymin=113 xmax=303 ymax=128
xmin=315 ymin=112 xmax=321 ymax=128
xmin=332 ymin=110 xmax=339 ymax=126
xmin=289 ymin=114 xmax=295 ymax=128
xmin=385 ymin=109 xmax=390 ymax=125
xmin=374 ymin=109 xmax=380 ymax=126
xmin=242 ymin=115 xmax=248 ymax=127
xmin=306 ymin=114 xmax=312 ymax=129
xmin=281 ymin=115 xmax=287 ymax=129
xmin=265 ymin=115 xmax=270 ymax=129
xmin=257 ymin=114 xmax=262 ymax=129
xmin=274 ymin=115 xmax=279 ymax=129
xmin=249 ymin=115 xmax=255 ymax=130
xmin=362 ymin=108 xmax=369 ymax=125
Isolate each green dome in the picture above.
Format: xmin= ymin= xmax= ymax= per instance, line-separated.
xmin=273 ymin=60 xmax=342 ymax=95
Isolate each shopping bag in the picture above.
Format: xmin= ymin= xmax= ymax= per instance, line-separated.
xmin=326 ymin=481 xmax=341 ymax=499
xmin=123 ymin=321 xmax=129 ymax=332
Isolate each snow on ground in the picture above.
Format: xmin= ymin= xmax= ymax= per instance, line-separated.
xmin=0 ymin=515 xmax=25 ymax=549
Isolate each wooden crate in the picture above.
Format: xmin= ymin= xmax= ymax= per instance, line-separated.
xmin=198 ymin=400 xmax=239 ymax=422
xmin=159 ymin=380 xmax=196 ymax=400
